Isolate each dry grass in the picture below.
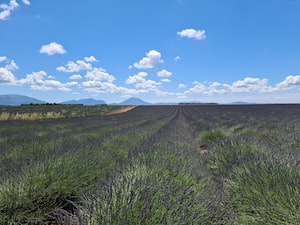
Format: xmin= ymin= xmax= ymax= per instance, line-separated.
xmin=105 ymin=106 xmax=136 ymax=115
xmin=0 ymin=112 xmax=63 ymax=121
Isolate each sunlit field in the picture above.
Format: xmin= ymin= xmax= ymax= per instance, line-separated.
xmin=1 ymin=104 xmax=300 ymax=224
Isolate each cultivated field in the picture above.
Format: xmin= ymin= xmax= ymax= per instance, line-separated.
xmin=0 ymin=104 xmax=300 ymax=224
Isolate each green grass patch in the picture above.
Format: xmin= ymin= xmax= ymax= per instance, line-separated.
xmin=225 ymin=159 xmax=300 ymax=224
xmin=198 ymin=129 xmax=226 ymax=145
xmin=208 ymin=142 xmax=262 ymax=176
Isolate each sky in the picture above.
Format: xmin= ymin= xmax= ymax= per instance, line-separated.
xmin=1 ymin=0 xmax=300 ymax=104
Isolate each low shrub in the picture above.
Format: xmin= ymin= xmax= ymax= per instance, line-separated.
xmin=198 ymin=129 xmax=226 ymax=146
xmin=225 ymin=158 xmax=300 ymax=224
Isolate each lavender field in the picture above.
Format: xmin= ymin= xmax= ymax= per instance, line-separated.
xmin=1 ymin=104 xmax=300 ymax=224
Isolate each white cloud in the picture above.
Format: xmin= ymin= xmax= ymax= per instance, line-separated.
xmin=126 ymin=71 xmax=147 ymax=84
xmin=82 ymin=80 xmax=139 ymax=95
xmin=83 ymin=81 xmax=119 ymax=93
xmin=203 ymin=82 xmax=229 ymax=95
xmin=161 ymin=78 xmax=171 ymax=83
xmin=230 ymin=77 xmax=270 ymax=93
xmin=57 ymin=60 xmax=92 ymax=73
xmin=19 ymin=71 xmax=73 ymax=91
xmin=0 ymin=67 xmax=17 ymax=84
xmin=22 ymin=0 xmax=30 ymax=5
xmin=85 ymin=67 xmax=115 ymax=82
xmin=157 ymin=69 xmax=172 ymax=77
xmin=80 ymin=66 xmax=147 ymax=95
xmin=178 ymin=83 xmax=186 ymax=89
xmin=185 ymin=81 xmax=207 ymax=94
xmin=57 ymin=56 xmax=99 ymax=72
xmin=69 ymin=74 xmax=83 ymax=80
xmin=0 ymin=9 xmax=11 ymax=21
xmin=132 ymin=50 xmax=163 ymax=69
xmin=156 ymin=90 xmax=174 ymax=96
xmin=176 ymin=93 xmax=188 ymax=99
xmin=81 ymin=67 xmax=124 ymax=94
xmin=66 ymin=81 xmax=78 ymax=86
xmin=0 ymin=56 xmax=7 ymax=62
xmin=0 ymin=0 xmax=19 ymax=21
xmin=184 ymin=77 xmax=272 ymax=96
xmin=19 ymin=70 xmax=46 ymax=84
xmin=84 ymin=56 xmax=98 ymax=62
xmin=177 ymin=29 xmax=206 ymax=40
xmin=174 ymin=56 xmax=181 ymax=61
xmin=0 ymin=58 xmax=18 ymax=85
xmin=5 ymin=59 xmax=18 ymax=71
xmin=126 ymin=72 xmax=161 ymax=90
xmin=276 ymin=75 xmax=300 ymax=90
xmin=40 ymin=42 xmax=67 ymax=55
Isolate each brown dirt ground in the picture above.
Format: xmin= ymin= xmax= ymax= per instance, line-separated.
xmin=105 ymin=106 xmax=137 ymax=115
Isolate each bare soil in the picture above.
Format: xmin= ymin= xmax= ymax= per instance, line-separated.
xmin=105 ymin=106 xmax=137 ymax=115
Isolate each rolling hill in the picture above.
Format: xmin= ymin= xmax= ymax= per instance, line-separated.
xmin=0 ymin=94 xmax=45 ymax=106
xmin=62 ymin=98 xmax=106 ymax=105
xmin=117 ymin=97 xmax=151 ymax=105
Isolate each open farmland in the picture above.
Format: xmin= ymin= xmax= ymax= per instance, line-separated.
xmin=1 ymin=104 xmax=300 ymax=224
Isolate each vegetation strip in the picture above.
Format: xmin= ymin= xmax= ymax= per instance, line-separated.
xmin=1 ymin=104 xmax=300 ymax=224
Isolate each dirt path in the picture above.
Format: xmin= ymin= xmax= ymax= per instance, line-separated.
xmin=105 ymin=106 xmax=137 ymax=115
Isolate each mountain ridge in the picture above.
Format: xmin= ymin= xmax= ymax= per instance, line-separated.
xmin=0 ymin=94 xmax=256 ymax=106
xmin=62 ymin=98 xmax=106 ymax=105
xmin=115 ymin=97 xmax=150 ymax=105
xmin=0 ymin=95 xmax=150 ymax=106
xmin=0 ymin=94 xmax=45 ymax=106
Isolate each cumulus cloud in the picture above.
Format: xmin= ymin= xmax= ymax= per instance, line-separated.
xmin=132 ymin=50 xmax=163 ymax=69
xmin=85 ymin=67 xmax=115 ymax=82
xmin=185 ymin=81 xmax=207 ymax=94
xmin=276 ymin=75 xmax=300 ymax=90
xmin=82 ymin=73 xmax=137 ymax=95
xmin=230 ymin=77 xmax=270 ymax=93
xmin=0 ymin=67 xmax=17 ymax=84
xmin=0 ymin=0 xmax=19 ymax=21
xmin=0 ymin=57 xmax=18 ymax=70
xmin=0 ymin=56 xmax=7 ymax=62
xmin=174 ymin=56 xmax=181 ymax=61
xmin=0 ymin=57 xmax=18 ymax=85
xmin=203 ymin=82 xmax=230 ymax=95
xmin=184 ymin=77 xmax=272 ymax=96
xmin=126 ymin=72 xmax=161 ymax=90
xmin=5 ymin=59 xmax=18 ymax=71
xmin=178 ymin=83 xmax=186 ymax=89
xmin=178 ymin=84 xmax=186 ymax=89
xmin=19 ymin=71 xmax=75 ymax=91
xmin=161 ymin=79 xmax=171 ymax=83
xmin=84 ymin=56 xmax=98 ymax=62
xmin=157 ymin=69 xmax=172 ymax=77
xmin=22 ymin=0 xmax=30 ymax=5
xmin=156 ymin=90 xmax=174 ymax=96
xmin=176 ymin=93 xmax=188 ymax=99
xmin=57 ymin=56 xmax=99 ymax=72
xmin=57 ymin=60 xmax=92 ymax=73
xmin=40 ymin=42 xmax=67 ymax=55
xmin=177 ymin=29 xmax=206 ymax=40
xmin=69 ymin=74 xmax=83 ymax=80
xmin=81 ymin=67 xmax=128 ymax=94
xmin=126 ymin=72 xmax=147 ymax=84
xmin=82 ymin=80 xmax=133 ymax=94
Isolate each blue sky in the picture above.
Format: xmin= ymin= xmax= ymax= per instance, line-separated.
xmin=1 ymin=0 xmax=300 ymax=103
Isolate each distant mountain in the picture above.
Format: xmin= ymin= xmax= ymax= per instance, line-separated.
xmin=0 ymin=94 xmax=45 ymax=106
xmin=62 ymin=98 xmax=106 ymax=105
xmin=117 ymin=97 xmax=151 ymax=105
xmin=231 ymin=101 xmax=255 ymax=104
